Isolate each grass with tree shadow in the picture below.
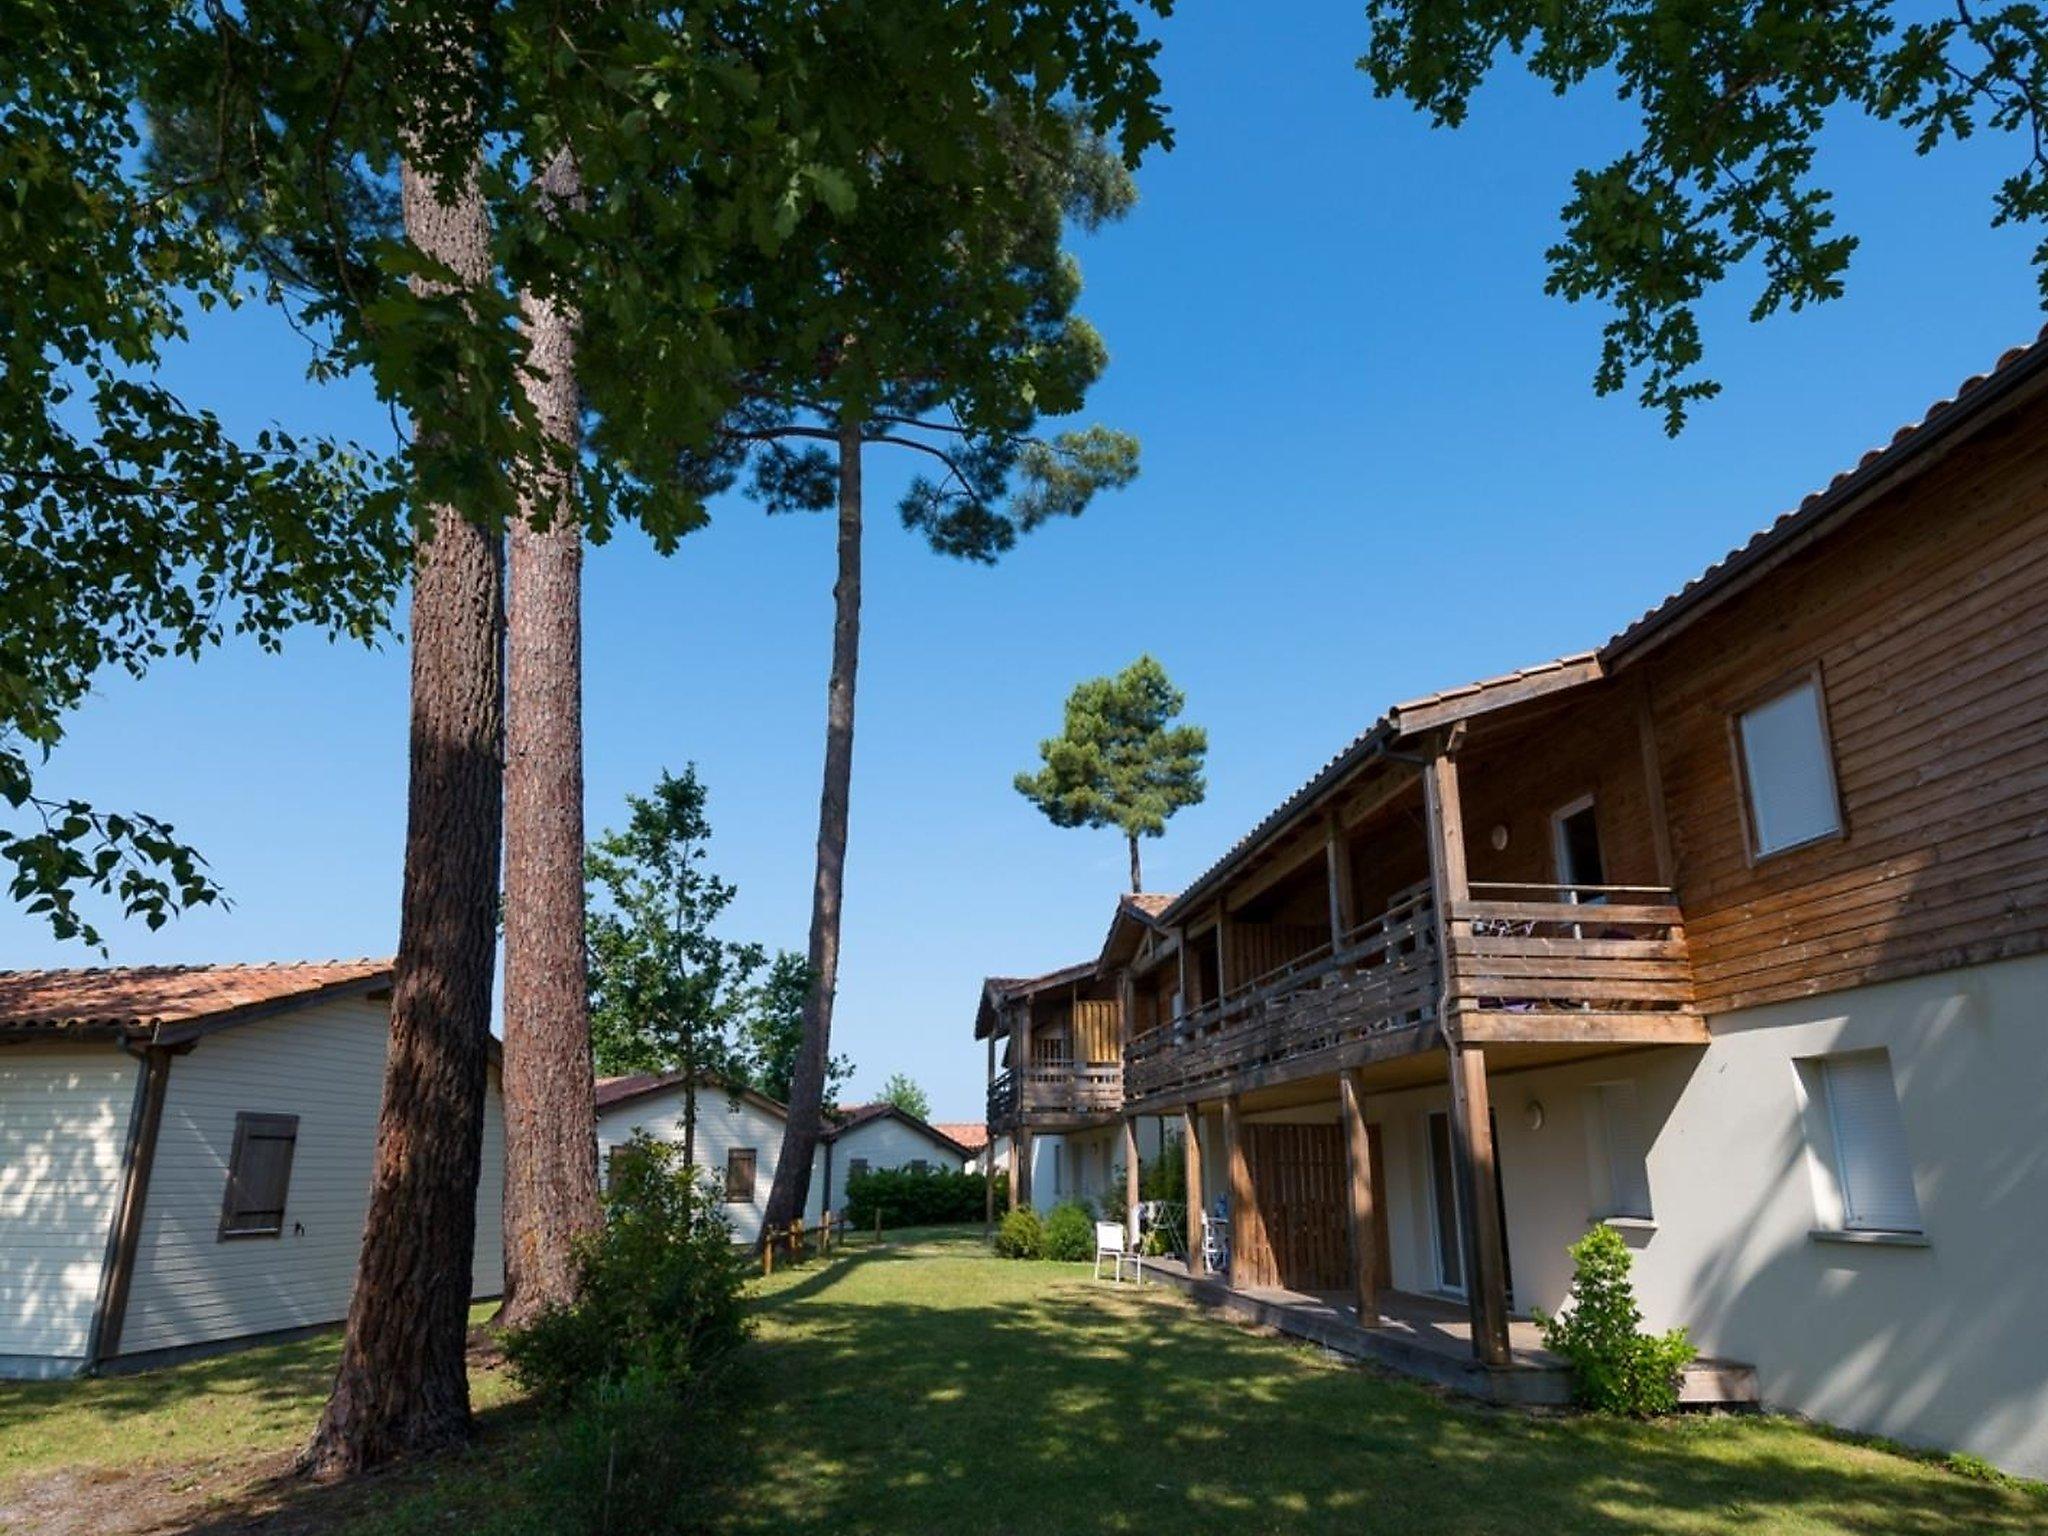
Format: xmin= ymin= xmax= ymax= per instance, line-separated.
xmin=728 ymin=1227 xmax=2045 ymax=1536
xmin=0 ymin=1230 xmax=2041 ymax=1535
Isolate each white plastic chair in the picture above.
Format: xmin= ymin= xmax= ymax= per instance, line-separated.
xmin=1094 ymin=1220 xmax=1142 ymax=1284
xmin=1200 ymin=1210 xmax=1230 ymax=1279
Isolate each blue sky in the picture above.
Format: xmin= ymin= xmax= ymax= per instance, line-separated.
xmin=10 ymin=3 xmax=2042 ymax=1118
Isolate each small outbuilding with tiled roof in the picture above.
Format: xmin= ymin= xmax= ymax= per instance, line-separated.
xmin=0 ymin=961 xmax=504 ymax=1380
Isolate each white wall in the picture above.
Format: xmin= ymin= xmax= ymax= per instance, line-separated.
xmin=119 ymin=996 xmax=505 ymax=1360
xmin=1356 ymin=951 xmax=2048 ymax=1480
xmin=1018 ymin=1119 xmax=1169 ymax=1213
xmin=816 ymin=1115 xmax=967 ymax=1213
xmin=0 ymin=1045 xmax=135 ymax=1373
xmin=596 ymin=1083 xmax=798 ymax=1245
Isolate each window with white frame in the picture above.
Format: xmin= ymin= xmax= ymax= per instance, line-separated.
xmin=1587 ymin=1081 xmax=1654 ymax=1221
xmin=1735 ymin=675 xmax=1843 ymax=858
xmin=1810 ymin=1050 xmax=1922 ymax=1233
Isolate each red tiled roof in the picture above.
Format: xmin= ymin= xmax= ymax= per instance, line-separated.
xmin=0 ymin=960 xmax=392 ymax=1040
xmin=932 ymin=1121 xmax=988 ymax=1152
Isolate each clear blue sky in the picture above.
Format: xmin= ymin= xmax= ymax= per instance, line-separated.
xmin=10 ymin=4 xmax=2040 ymax=1119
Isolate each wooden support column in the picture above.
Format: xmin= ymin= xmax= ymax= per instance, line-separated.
xmin=1123 ymin=1116 xmax=1141 ymax=1243
xmin=985 ymin=1030 xmax=997 ymax=1233
xmin=1338 ymin=1067 xmax=1380 ymax=1327
xmin=1006 ymin=1132 xmax=1020 ymax=1211
xmin=1633 ymin=676 xmax=1677 ymax=887
xmin=1447 ymin=1044 xmax=1512 ymax=1366
xmin=1222 ymin=1094 xmax=1249 ymax=1291
xmin=1325 ymin=806 xmax=1357 ymax=950
xmin=90 ymin=1045 xmax=174 ymax=1365
xmin=1181 ymin=1103 xmax=1206 ymax=1275
xmin=1213 ymin=903 xmax=1233 ymax=994
xmin=1174 ymin=927 xmax=1191 ymax=1011
xmin=1423 ymin=744 xmax=1509 ymax=1366
xmin=1016 ymin=1126 xmax=1034 ymax=1209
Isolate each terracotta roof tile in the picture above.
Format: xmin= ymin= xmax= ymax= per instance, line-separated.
xmin=1155 ymin=328 xmax=2048 ymax=928
xmin=0 ymin=960 xmax=392 ymax=1038
xmin=931 ymin=1121 xmax=988 ymax=1152
xmin=1604 ymin=326 xmax=2048 ymax=660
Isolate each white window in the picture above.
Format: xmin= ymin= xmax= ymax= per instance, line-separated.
xmin=1817 ymin=1051 xmax=1921 ymax=1233
xmin=1735 ymin=677 xmax=1842 ymax=858
xmin=1587 ymin=1082 xmax=1652 ymax=1221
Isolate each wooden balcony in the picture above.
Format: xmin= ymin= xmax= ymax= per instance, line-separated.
xmin=1444 ymin=883 xmax=1701 ymax=1045
xmin=1125 ymin=889 xmax=1440 ymax=1109
xmin=1123 ymin=883 xmax=1702 ymax=1110
xmin=987 ymin=1061 xmax=1124 ymax=1130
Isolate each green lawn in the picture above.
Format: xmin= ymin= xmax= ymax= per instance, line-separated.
xmin=1 ymin=1232 xmax=2041 ymax=1535
xmin=730 ymin=1228 xmax=2045 ymax=1536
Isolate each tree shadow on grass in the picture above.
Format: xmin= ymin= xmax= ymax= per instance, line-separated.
xmin=728 ymin=1274 xmax=2048 ymax=1536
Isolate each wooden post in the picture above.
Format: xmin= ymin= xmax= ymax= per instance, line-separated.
xmin=1222 ymin=1094 xmax=1249 ymax=1291
xmin=1447 ymin=1045 xmax=1511 ymax=1365
xmin=1006 ymin=1131 xmax=1020 ymax=1211
xmin=1424 ymin=744 xmax=1508 ymax=1365
xmin=874 ymin=1208 xmax=883 ymax=1244
xmin=1181 ymin=1104 xmax=1205 ymax=1275
xmin=985 ymin=1030 xmax=998 ymax=1235
xmin=1634 ymin=676 xmax=1676 ymax=888
xmin=1123 ymin=1116 xmax=1141 ymax=1244
xmin=763 ymin=1235 xmax=774 ymax=1278
xmin=1213 ymin=902 xmax=1233 ymax=995
xmin=1016 ymin=1126 xmax=1034 ymax=1210
xmin=1174 ymin=927 xmax=1191 ymax=1012
xmin=1324 ymin=806 xmax=1357 ymax=946
xmin=1338 ymin=1068 xmax=1380 ymax=1326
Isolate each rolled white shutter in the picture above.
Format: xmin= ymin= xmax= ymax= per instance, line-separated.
xmin=1823 ymin=1052 xmax=1921 ymax=1232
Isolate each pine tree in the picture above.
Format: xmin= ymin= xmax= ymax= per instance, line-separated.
xmin=1016 ymin=655 xmax=1208 ymax=892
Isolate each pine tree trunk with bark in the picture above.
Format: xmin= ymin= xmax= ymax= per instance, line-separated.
xmin=300 ymin=150 xmax=502 ymax=1477
xmin=1129 ymin=833 xmax=1142 ymax=893
xmin=498 ymin=148 xmax=600 ymax=1330
xmin=761 ymin=415 xmax=863 ymax=1237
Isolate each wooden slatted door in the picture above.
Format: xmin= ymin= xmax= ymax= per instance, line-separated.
xmin=1236 ymin=1124 xmax=1350 ymax=1292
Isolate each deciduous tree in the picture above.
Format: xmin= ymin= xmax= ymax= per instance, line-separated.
xmin=1360 ymin=0 xmax=2048 ymax=431
xmin=878 ymin=1073 xmax=932 ymax=1121
xmin=1015 ymin=654 xmax=1207 ymax=892
xmin=739 ymin=951 xmax=850 ymax=1108
xmin=585 ymin=768 xmax=765 ymax=1174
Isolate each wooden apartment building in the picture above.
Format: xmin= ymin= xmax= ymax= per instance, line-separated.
xmin=974 ymin=331 xmax=2048 ymax=1479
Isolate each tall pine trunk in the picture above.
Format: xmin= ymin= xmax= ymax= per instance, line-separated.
xmin=301 ymin=150 xmax=501 ymax=1477
xmin=498 ymin=149 xmax=600 ymax=1330
xmin=761 ymin=414 xmax=862 ymax=1236
xmin=1128 ymin=833 xmax=1142 ymax=893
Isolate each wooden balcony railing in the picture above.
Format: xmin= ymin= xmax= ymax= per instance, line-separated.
xmin=1122 ymin=883 xmax=1700 ymax=1106
xmin=1124 ymin=887 xmax=1439 ymax=1106
xmin=1444 ymin=883 xmax=1697 ymax=1037
xmin=987 ymin=1062 xmax=1124 ymax=1126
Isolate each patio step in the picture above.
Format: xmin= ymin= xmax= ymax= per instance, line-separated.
xmin=1139 ymin=1262 xmax=1757 ymax=1410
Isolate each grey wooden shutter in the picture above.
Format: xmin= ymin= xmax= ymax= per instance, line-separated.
xmin=219 ymin=1113 xmax=299 ymax=1238
xmin=725 ymin=1147 xmax=757 ymax=1204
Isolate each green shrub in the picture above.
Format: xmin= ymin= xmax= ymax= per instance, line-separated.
xmin=1536 ymin=1224 xmax=1696 ymax=1417
xmin=844 ymin=1164 xmax=1001 ymax=1229
xmin=1141 ymin=1133 xmax=1187 ymax=1202
xmin=502 ymin=1134 xmax=751 ymax=1402
xmin=994 ymin=1206 xmax=1043 ymax=1259
xmin=1042 ymin=1201 xmax=1094 ymax=1261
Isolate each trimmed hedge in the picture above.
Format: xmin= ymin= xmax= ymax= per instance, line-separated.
xmin=844 ymin=1165 xmax=1004 ymax=1229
